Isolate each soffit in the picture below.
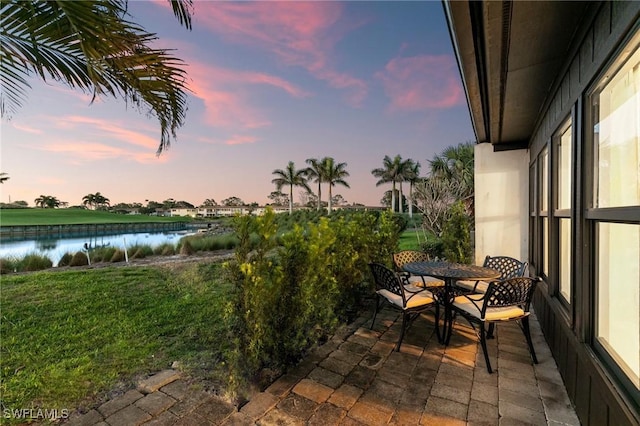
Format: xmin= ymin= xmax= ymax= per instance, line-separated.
xmin=445 ymin=0 xmax=592 ymax=150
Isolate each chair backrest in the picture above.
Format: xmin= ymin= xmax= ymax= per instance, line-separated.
xmin=483 ymin=255 xmax=528 ymax=280
xmin=483 ymin=276 xmax=540 ymax=314
xmin=369 ymin=263 xmax=405 ymax=298
xmin=393 ymin=250 xmax=430 ymax=272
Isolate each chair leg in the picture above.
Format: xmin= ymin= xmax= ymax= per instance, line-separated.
xmin=521 ymin=316 xmax=538 ymax=364
xmin=445 ymin=307 xmax=454 ymax=345
xmin=480 ymin=323 xmax=493 ymax=373
xmin=487 ymin=323 xmax=495 ymax=339
xmin=434 ymin=303 xmax=442 ymax=343
xmin=370 ymin=296 xmax=380 ymax=329
xmin=396 ymin=312 xmax=408 ymax=351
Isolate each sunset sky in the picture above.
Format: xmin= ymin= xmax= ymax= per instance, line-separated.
xmin=0 ymin=1 xmax=474 ymax=208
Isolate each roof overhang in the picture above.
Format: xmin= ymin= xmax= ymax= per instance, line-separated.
xmin=443 ymin=1 xmax=595 ymax=150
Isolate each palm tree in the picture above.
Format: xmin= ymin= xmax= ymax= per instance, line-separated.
xmin=82 ymin=193 xmax=96 ymax=209
xmin=0 ymin=0 xmax=193 ymax=154
xmin=0 ymin=172 xmax=9 ymax=183
xmin=324 ymin=157 xmax=350 ymax=214
xmin=34 ymin=195 xmax=61 ymax=208
xmin=271 ymin=161 xmax=310 ymax=214
xmin=305 ymin=158 xmax=325 ymax=211
xmin=429 ymin=142 xmax=475 ymax=213
xmin=405 ymin=160 xmax=421 ymax=218
xmin=372 ymin=155 xmax=404 ymax=213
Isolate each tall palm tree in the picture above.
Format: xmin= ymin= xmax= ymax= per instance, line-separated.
xmin=0 ymin=0 xmax=193 ymax=154
xmin=429 ymin=142 xmax=475 ymax=209
xmin=271 ymin=161 xmax=310 ymax=214
xmin=405 ymin=160 xmax=421 ymax=218
xmin=305 ymin=158 xmax=325 ymax=211
xmin=372 ymin=155 xmax=404 ymax=213
xmin=324 ymin=157 xmax=350 ymax=214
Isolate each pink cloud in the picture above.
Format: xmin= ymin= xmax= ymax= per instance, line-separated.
xmin=376 ymin=55 xmax=464 ymax=111
xmin=185 ymin=60 xmax=309 ymax=129
xmin=225 ymin=135 xmax=258 ymax=146
xmin=56 ymin=116 xmax=159 ymax=150
xmin=10 ymin=122 xmax=43 ymax=134
xmin=194 ymin=2 xmax=367 ymax=106
xmin=41 ymin=141 xmax=164 ymax=164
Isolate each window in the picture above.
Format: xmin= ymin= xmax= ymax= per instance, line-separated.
xmin=589 ymin=35 xmax=640 ymax=396
xmin=555 ymin=119 xmax=572 ymax=304
xmin=540 ymin=147 xmax=549 ymax=279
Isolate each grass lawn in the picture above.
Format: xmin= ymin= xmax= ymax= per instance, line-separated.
xmin=0 ymin=262 xmax=231 ymax=417
xmin=398 ymin=229 xmax=422 ymax=251
xmin=0 ymin=208 xmax=192 ymax=226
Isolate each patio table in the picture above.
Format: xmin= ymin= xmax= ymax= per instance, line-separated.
xmin=402 ymin=261 xmax=500 ymax=343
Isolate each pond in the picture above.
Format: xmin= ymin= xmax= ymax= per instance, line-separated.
xmin=0 ymin=230 xmax=197 ymax=266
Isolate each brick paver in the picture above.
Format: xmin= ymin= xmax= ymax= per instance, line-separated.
xmin=63 ymin=306 xmax=578 ymax=425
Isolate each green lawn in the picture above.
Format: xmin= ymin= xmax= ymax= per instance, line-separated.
xmin=0 ymin=208 xmax=192 ymax=226
xmin=398 ymin=229 xmax=422 ymax=251
xmin=0 ymin=263 xmax=231 ymax=416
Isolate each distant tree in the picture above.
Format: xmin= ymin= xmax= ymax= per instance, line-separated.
xmin=331 ymin=194 xmax=347 ymax=207
xmin=201 ymin=198 xmax=217 ymax=207
xmin=221 ymin=196 xmax=244 ymax=206
xmin=305 ymin=158 xmax=325 ymax=211
xmin=0 ymin=172 xmax=9 ymax=183
xmin=82 ymin=192 xmax=110 ymax=210
xmin=174 ymin=200 xmax=194 ymax=208
xmin=380 ymin=189 xmax=407 ymax=212
xmin=272 ymin=161 xmax=310 ymax=214
xmin=34 ymin=195 xmax=61 ymax=208
xmin=267 ymin=191 xmax=288 ymax=206
xmin=405 ymin=159 xmax=421 ymax=218
xmin=13 ymin=200 xmax=28 ymax=206
xmin=324 ymin=157 xmax=350 ymax=214
xmin=429 ymin=142 xmax=474 ymax=215
xmin=162 ymin=198 xmax=176 ymax=209
xmin=372 ymin=155 xmax=405 ymax=213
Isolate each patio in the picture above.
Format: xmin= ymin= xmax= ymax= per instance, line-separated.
xmin=241 ymin=306 xmax=581 ymax=425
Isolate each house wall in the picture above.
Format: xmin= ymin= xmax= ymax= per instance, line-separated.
xmin=525 ymin=2 xmax=640 ymax=425
xmin=474 ymin=143 xmax=529 ymax=265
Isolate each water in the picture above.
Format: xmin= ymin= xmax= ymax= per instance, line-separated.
xmin=0 ymin=230 xmax=196 ymax=266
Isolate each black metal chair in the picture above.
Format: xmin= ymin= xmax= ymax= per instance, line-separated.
xmin=455 ymin=255 xmax=528 ymax=293
xmin=369 ymin=262 xmax=441 ymax=350
xmin=393 ymin=250 xmax=444 ymax=287
xmin=445 ymin=276 xmax=540 ymax=373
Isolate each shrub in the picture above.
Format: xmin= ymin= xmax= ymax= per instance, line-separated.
xmin=223 ymin=208 xmax=400 ymax=398
xmin=154 ymin=243 xmax=175 ymax=256
xmin=18 ymin=254 xmax=53 ymax=271
xmin=110 ymin=249 xmax=126 ymax=263
xmin=441 ymin=201 xmax=473 ymax=264
xmin=179 ymin=240 xmax=194 ymax=255
xmin=69 ymin=251 xmax=89 ymax=267
xmin=90 ymin=247 xmax=116 ymax=263
xmin=57 ymin=252 xmax=73 ymax=267
xmin=0 ymin=258 xmax=17 ymax=274
xmin=130 ymin=245 xmax=153 ymax=259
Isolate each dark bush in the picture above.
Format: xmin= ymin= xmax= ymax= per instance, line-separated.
xmin=110 ymin=249 xmax=126 ymax=263
xmin=441 ymin=201 xmax=473 ymax=264
xmin=69 ymin=252 xmax=89 ymax=267
xmin=57 ymin=253 xmax=73 ymax=267
xmin=0 ymin=258 xmax=17 ymax=274
xmin=179 ymin=240 xmax=194 ymax=255
xmin=18 ymin=254 xmax=53 ymax=271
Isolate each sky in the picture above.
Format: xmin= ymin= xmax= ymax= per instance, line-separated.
xmin=0 ymin=1 xmax=474 ymax=208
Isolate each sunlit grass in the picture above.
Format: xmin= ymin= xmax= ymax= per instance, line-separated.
xmin=0 ymin=263 xmax=232 ymax=417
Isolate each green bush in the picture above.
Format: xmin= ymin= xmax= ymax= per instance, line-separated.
xmin=18 ymin=254 xmax=53 ymax=271
xmin=90 ymin=247 xmax=116 ymax=263
xmin=154 ymin=243 xmax=176 ymax=256
xmin=69 ymin=251 xmax=89 ymax=267
xmin=0 ymin=258 xmax=18 ymax=274
xmin=179 ymin=240 xmax=194 ymax=255
xmin=223 ymin=208 xmax=400 ymax=398
xmin=130 ymin=245 xmax=153 ymax=259
xmin=441 ymin=201 xmax=472 ymax=264
xmin=57 ymin=252 xmax=73 ymax=267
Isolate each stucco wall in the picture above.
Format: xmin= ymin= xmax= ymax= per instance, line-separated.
xmin=474 ymin=143 xmax=529 ymax=265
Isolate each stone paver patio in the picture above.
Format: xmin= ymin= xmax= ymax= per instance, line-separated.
xmin=66 ymin=306 xmax=580 ymax=425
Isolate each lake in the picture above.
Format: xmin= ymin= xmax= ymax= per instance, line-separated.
xmin=0 ymin=230 xmax=197 ymax=266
